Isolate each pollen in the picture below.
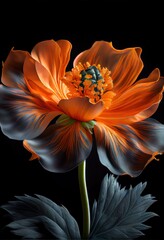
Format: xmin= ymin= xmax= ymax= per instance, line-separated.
xmin=62 ymin=62 xmax=115 ymax=108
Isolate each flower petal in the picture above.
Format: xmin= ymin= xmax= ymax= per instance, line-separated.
xmin=58 ymin=97 xmax=104 ymax=122
xmin=1 ymin=49 xmax=29 ymax=91
xmin=31 ymin=40 xmax=71 ymax=78
xmin=96 ymin=69 xmax=164 ymax=125
xmin=23 ymin=54 xmax=59 ymax=103
xmin=0 ymin=85 xmax=62 ymax=140
xmin=31 ymin=40 xmax=71 ymax=98
xmin=23 ymin=140 xmax=39 ymax=160
xmin=25 ymin=121 xmax=92 ymax=173
xmin=94 ymin=119 xmax=164 ymax=177
xmin=57 ymin=40 xmax=72 ymax=77
xmin=74 ymin=41 xmax=143 ymax=94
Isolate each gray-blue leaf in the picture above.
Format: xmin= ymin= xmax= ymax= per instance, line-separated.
xmin=1 ymin=194 xmax=81 ymax=239
xmin=89 ymin=174 xmax=158 ymax=239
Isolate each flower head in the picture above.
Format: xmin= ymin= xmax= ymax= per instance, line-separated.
xmin=0 ymin=40 xmax=164 ymax=176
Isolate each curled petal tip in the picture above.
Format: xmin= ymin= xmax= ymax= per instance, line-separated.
xmin=135 ymin=47 xmax=142 ymax=56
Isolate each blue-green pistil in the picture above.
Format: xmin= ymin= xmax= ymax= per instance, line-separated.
xmin=80 ymin=66 xmax=103 ymax=84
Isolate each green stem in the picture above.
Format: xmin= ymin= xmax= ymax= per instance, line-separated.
xmin=78 ymin=160 xmax=90 ymax=239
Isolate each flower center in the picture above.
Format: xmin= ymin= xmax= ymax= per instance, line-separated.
xmin=62 ymin=62 xmax=115 ymax=108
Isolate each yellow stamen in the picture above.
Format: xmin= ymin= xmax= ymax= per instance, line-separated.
xmin=62 ymin=62 xmax=116 ymax=108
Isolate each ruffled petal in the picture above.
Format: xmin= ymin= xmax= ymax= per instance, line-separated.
xmin=25 ymin=121 xmax=92 ymax=173
xmin=57 ymin=40 xmax=72 ymax=77
xmin=31 ymin=40 xmax=71 ymax=99
xmin=74 ymin=41 xmax=143 ymax=94
xmin=58 ymin=97 xmax=104 ymax=122
xmin=23 ymin=54 xmax=59 ymax=103
xmin=1 ymin=49 xmax=29 ymax=91
xmin=94 ymin=119 xmax=164 ymax=177
xmin=23 ymin=140 xmax=39 ymax=160
xmin=96 ymin=69 xmax=164 ymax=125
xmin=0 ymin=85 xmax=62 ymax=140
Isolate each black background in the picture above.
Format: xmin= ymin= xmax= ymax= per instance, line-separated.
xmin=0 ymin=0 xmax=163 ymax=239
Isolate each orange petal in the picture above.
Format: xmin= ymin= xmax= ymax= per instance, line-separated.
xmin=57 ymin=40 xmax=72 ymax=77
xmin=23 ymin=54 xmax=56 ymax=102
xmin=2 ymin=49 xmax=28 ymax=90
xmin=0 ymin=85 xmax=62 ymax=140
xmin=58 ymin=97 xmax=104 ymax=122
xmin=94 ymin=119 xmax=164 ymax=177
xmin=31 ymin=39 xmax=71 ymax=98
xmin=23 ymin=140 xmax=39 ymax=160
xmin=24 ymin=54 xmax=68 ymax=103
xmin=25 ymin=121 xmax=92 ymax=172
xmin=74 ymin=41 xmax=143 ymax=95
xmin=96 ymin=69 xmax=164 ymax=125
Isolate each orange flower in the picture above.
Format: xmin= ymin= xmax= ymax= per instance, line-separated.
xmin=0 ymin=40 xmax=164 ymax=176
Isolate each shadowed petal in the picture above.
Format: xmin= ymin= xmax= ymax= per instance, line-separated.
xmin=1 ymin=49 xmax=29 ymax=91
xmin=94 ymin=119 xmax=164 ymax=177
xmin=58 ymin=97 xmax=104 ymax=122
xmin=74 ymin=41 xmax=143 ymax=95
xmin=25 ymin=121 xmax=92 ymax=172
xmin=0 ymin=85 xmax=62 ymax=140
xmin=96 ymin=69 xmax=164 ymax=125
xmin=23 ymin=140 xmax=39 ymax=160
